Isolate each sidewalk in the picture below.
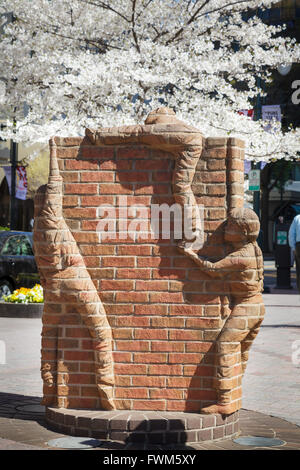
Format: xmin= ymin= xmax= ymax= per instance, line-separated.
xmin=0 ymin=278 xmax=299 ymax=450
xmin=243 ymin=291 xmax=300 ymax=427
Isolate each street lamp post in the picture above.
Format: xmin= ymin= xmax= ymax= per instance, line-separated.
xmin=9 ymin=140 xmax=18 ymax=230
xmin=252 ymin=76 xmax=262 ymax=219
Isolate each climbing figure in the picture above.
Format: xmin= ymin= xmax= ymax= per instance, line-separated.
xmin=181 ymin=207 xmax=265 ymax=415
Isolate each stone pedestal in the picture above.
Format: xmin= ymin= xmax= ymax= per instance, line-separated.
xmin=46 ymin=408 xmax=239 ymax=445
xmin=34 ymin=108 xmax=265 ymax=442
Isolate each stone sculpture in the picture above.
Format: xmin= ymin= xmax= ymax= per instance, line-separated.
xmin=182 ymin=207 xmax=265 ymax=414
xmin=34 ymin=107 xmax=264 ymax=421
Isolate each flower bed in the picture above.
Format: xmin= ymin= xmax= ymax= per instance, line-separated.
xmin=3 ymin=284 xmax=44 ymax=304
xmin=0 ymin=284 xmax=44 ymax=317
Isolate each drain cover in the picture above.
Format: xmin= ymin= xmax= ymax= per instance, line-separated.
xmin=47 ymin=437 xmax=103 ymax=449
xmin=16 ymin=404 xmax=45 ymax=413
xmin=233 ymin=436 xmax=285 ymax=447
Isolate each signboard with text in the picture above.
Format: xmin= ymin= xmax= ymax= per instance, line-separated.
xmin=249 ymin=169 xmax=260 ymax=191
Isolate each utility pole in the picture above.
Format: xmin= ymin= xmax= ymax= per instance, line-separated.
xmin=253 ymin=76 xmax=262 ymax=219
xmin=9 ymin=140 xmax=18 ymax=230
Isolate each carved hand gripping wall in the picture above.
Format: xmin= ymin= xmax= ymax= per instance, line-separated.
xmin=34 ymin=108 xmax=264 ymax=415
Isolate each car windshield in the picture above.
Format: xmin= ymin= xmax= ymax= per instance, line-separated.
xmin=0 ymin=234 xmax=33 ymax=256
xmin=0 ymin=234 xmax=8 ymax=252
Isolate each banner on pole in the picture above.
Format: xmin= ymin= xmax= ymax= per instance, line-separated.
xmin=261 ymin=105 xmax=281 ymax=132
xmin=3 ymin=165 xmax=27 ymax=200
xmin=244 ymin=160 xmax=252 ymax=174
xmin=16 ymin=166 xmax=27 ymax=200
xmin=238 ymin=109 xmax=254 ymax=119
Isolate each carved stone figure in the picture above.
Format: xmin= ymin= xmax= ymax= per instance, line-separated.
xmin=33 ymin=141 xmax=115 ymax=410
xmin=182 ymin=208 xmax=265 ymax=414
xmin=34 ymin=107 xmax=264 ymax=418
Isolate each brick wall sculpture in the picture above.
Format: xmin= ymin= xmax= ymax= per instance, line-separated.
xmin=34 ymin=107 xmax=265 ymax=418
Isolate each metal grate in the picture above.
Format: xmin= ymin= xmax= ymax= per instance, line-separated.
xmin=233 ymin=436 xmax=286 ymax=447
xmin=47 ymin=437 xmax=103 ymax=450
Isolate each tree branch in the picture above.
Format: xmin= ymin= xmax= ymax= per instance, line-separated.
xmin=166 ymin=0 xmax=210 ymax=45
xmin=77 ymin=0 xmax=130 ymax=23
xmin=166 ymin=0 xmax=254 ymax=45
xmin=136 ymin=0 xmax=152 ymax=20
xmin=131 ymin=0 xmax=140 ymax=53
xmin=22 ymin=18 xmax=126 ymax=52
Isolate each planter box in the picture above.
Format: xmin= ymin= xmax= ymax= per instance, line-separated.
xmin=0 ymin=302 xmax=44 ymax=318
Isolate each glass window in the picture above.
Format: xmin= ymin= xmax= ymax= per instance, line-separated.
xmin=1 ymin=235 xmax=33 ymax=256
xmin=20 ymin=236 xmax=33 ymax=256
xmin=293 ymin=163 xmax=300 ymax=181
xmin=1 ymin=236 xmax=22 ymax=255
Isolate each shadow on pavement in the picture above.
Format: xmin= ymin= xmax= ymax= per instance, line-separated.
xmin=0 ymin=391 xmax=45 ymax=422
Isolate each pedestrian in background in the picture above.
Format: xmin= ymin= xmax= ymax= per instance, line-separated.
xmin=288 ymin=214 xmax=300 ymax=293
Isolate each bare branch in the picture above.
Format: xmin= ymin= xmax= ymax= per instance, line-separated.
xmin=136 ymin=0 xmax=152 ymax=20
xmin=131 ymin=0 xmax=140 ymax=53
xmin=18 ymin=17 xmax=126 ymax=52
xmin=166 ymin=0 xmax=211 ymax=45
xmin=166 ymin=0 xmax=254 ymax=45
xmin=77 ymin=0 xmax=131 ymax=23
xmin=197 ymin=0 xmax=256 ymax=20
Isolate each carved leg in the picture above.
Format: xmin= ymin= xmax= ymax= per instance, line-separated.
xmin=201 ymin=301 xmax=264 ymax=415
xmin=40 ymin=324 xmax=58 ymax=406
xmin=201 ymin=310 xmax=249 ymax=415
xmin=241 ymin=318 xmax=264 ymax=375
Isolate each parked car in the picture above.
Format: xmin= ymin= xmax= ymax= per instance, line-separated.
xmin=0 ymin=231 xmax=39 ymax=299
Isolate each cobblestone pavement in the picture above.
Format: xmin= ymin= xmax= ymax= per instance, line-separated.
xmin=0 ymin=262 xmax=299 ymax=450
xmin=0 ymin=394 xmax=299 ymax=450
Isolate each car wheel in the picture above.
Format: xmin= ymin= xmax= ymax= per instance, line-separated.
xmin=0 ymin=280 xmax=14 ymax=300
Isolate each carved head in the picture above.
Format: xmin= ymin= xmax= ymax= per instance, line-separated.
xmin=145 ymin=107 xmax=178 ymax=125
xmin=225 ymin=208 xmax=260 ymax=243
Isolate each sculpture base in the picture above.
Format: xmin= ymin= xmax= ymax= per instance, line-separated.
xmin=45 ymin=408 xmax=239 ymax=445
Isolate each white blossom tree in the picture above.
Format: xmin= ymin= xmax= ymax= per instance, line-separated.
xmin=0 ymin=0 xmax=299 ymax=162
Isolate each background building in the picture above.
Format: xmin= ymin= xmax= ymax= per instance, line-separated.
xmin=253 ymin=0 xmax=300 ymax=253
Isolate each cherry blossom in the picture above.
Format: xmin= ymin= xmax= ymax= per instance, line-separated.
xmin=0 ymin=0 xmax=299 ymax=161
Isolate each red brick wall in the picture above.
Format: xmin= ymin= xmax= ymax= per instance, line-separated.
xmin=43 ymin=135 xmax=244 ymax=411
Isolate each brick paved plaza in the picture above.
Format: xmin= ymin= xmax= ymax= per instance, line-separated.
xmin=0 ymin=264 xmax=299 ymax=450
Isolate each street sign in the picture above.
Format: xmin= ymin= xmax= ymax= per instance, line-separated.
xmin=277 ymin=230 xmax=288 ymax=245
xmin=249 ymin=169 xmax=260 ymax=191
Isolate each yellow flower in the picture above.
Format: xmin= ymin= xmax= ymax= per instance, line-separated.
xmin=4 ymin=284 xmax=44 ymax=303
